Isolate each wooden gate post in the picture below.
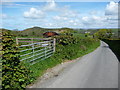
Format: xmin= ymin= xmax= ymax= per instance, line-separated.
xmin=16 ymin=37 xmax=18 ymax=45
xmin=32 ymin=38 xmax=35 ymax=60
xmin=53 ymin=38 xmax=56 ymax=52
xmin=31 ymin=38 xmax=33 ymax=44
xmin=45 ymin=46 xmax=46 ymax=58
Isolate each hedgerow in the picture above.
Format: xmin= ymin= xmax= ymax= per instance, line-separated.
xmin=2 ymin=30 xmax=32 ymax=89
xmin=54 ymin=35 xmax=99 ymax=60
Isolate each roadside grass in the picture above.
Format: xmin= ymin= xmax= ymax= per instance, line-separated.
xmin=24 ymin=36 xmax=100 ymax=86
xmin=27 ymin=56 xmax=62 ymax=83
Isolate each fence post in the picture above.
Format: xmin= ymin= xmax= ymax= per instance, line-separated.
xmin=53 ymin=38 xmax=56 ymax=52
xmin=45 ymin=46 xmax=46 ymax=58
xmin=32 ymin=38 xmax=34 ymax=60
xmin=31 ymin=38 xmax=33 ymax=44
xmin=16 ymin=37 xmax=18 ymax=45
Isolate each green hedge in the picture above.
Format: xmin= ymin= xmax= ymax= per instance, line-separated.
xmin=55 ymin=35 xmax=100 ymax=60
xmin=2 ymin=30 xmax=32 ymax=89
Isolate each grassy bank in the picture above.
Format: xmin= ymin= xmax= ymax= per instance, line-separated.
xmin=102 ymin=39 xmax=120 ymax=61
xmin=27 ymin=36 xmax=100 ymax=86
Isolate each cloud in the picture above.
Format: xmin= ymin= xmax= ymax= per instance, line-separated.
xmin=82 ymin=16 xmax=95 ymax=26
xmin=1 ymin=2 xmax=30 ymax=8
xmin=104 ymin=1 xmax=118 ymax=27
xmin=80 ymin=1 xmax=118 ymax=28
xmin=53 ymin=16 xmax=68 ymax=20
xmin=43 ymin=0 xmax=56 ymax=11
xmin=23 ymin=0 xmax=57 ymax=19
xmin=53 ymin=5 xmax=79 ymax=24
xmin=89 ymin=11 xmax=98 ymax=15
xmin=22 ymin=1 xmax=118 ymax=29
xmin=60 ymin=7 xmax=78 ymax=18
xmin=105 ymin=1 xmax=118 ymax=15
xmin=106 ymin=15 xmax=118 ymax=20
xmin=24 ymin=8 xmax=45 ymax=19
xmin=23 ymin=0 xmax=79 ymax=20
xmin=82 ymin=16 xmax=103 ymax=24
xmin=81 ymin=15 xmax=109 ymax=28
xmin=0 ymin=13 xmax=7 ymax=19
xmin=81 ymin=14 xmax=118 ymax=28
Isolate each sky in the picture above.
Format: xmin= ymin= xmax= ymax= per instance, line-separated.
xmin=0 ymin=0 xmax=119 ymax=30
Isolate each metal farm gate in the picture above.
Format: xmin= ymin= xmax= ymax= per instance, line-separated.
xmin=16 ymin=38 xmax=56 ymax=65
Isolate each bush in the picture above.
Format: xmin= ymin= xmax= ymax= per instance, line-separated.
xmin=2 ymin=30 xmax=31 ymax=89
xmin=54 ymin=35 xmax=99 ymax=60
xmin=94 ymin=29 xmax=112 ymax=39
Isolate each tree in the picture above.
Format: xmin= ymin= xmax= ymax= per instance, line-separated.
xmin=94 ymin=29 xmax=112 ymax=39
xmin=85 ymin=31 xmax=90 ymax=37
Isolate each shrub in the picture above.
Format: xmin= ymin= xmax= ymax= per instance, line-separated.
xmin=2 ymin=30 xmax=31 ymax=89
xmin=94 ymin=29 xmax=112 ymax=39
xmin=54 ymin=35 xmax=99 ymax=60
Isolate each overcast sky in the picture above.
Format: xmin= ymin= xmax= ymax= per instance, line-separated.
xmin=0 ymin=0 xmax=119 ymax=30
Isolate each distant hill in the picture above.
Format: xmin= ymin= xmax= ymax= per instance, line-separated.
xmin=76 ymin=28 xmax=118 ymax=37
xmin=76 ymin=29 xmax=99 ymax=35
xmin=0 ymin=27 xmax=118 ymax=38
xmin=0 ymin=27 xmax=75 ymax=37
